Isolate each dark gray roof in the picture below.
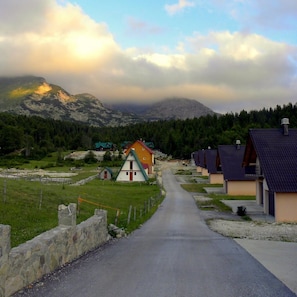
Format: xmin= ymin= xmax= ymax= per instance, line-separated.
xmin=198 ymin=150 xmax=205 ymax=168
xmin=204 ymin=149 xmax=218 ymax=174
xmin=218 ymin=144 xmax=255 ymax=181
xmin=193 ymin=151 xmax=199 ymax=166
xmin=247 ymin=128 xmax=297 ymax=192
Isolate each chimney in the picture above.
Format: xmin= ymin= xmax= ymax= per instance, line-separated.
xmin=281 ymin=118 xmax=289 ymax=136
xmin=235 ymin=139 xmax=241 ymax=150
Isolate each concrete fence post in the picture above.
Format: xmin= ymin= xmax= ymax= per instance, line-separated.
xmin=0 ymin=224 xmax=11 ymax=259
xmin=58 ymin=203 xmax=77 ymax=226
xmin=0 ymin=224 xmax=11 ymax=296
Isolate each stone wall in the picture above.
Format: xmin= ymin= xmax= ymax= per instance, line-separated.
xmin=0 ymin=204 xmax=108 ymax=297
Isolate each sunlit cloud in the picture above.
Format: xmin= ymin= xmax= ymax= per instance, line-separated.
xmin=0 ymin=0 xmax=296 ymax=113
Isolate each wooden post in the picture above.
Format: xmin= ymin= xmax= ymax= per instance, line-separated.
xmin=115 ymin=209 xmax=120 ymax=225
xmin=3 ymin=179 xmax=7 ymax=203
xmin=39 ymin=189 xmax=43 ymax=210
xmin=127 ymin=205 xmax=132 ymax=225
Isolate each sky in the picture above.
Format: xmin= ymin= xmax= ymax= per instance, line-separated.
xmin=0 ymin=0 xmax=297 ymax=113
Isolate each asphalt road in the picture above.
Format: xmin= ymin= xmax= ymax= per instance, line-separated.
xmin=14 ymin=169 xmax=296 ymax=297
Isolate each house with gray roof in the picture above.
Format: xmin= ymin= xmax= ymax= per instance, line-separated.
xmin=204 ymin=149 xmax=223 ymax=184
xmin=217 ymin=142 xmax=256 ymax=196
xmin=194 ymin=149 xmax=208 ymax=175
xmin=242 ymin=118 xmax=297 ymax=222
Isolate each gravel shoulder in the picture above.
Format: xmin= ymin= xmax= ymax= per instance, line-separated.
xmin=207 ymin=219 xmax=297 ymax=242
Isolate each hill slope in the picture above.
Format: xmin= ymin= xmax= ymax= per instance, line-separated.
xmin=0 ymin=76 xmax=216 ymax=126
xmin=106 ymin=98 xmax=216 ymax=121
xmin=0 ymin=76 xmax=139 ymax=127
xmin=142 ymin=98 xmax=215 ymax=120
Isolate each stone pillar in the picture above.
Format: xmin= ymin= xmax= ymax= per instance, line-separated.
xmin=0 ymin=225 xmax=10 ymax=259
xmin=94 ymin=209 xmax=107 ymax=225
xmin=58 ymin=203 xmax=77 ymax=226
xmin=0 ymin=225 xmax=11 ymax=297
xmin=94 ymin=209 xmax=107 ymax=217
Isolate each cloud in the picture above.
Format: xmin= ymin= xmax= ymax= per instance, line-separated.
xmin=126 ymin=17 xmax=164 ymax=36
xmin=0 ymin=0 xmax=52 ymax=34
xmin=250 ymin=0 xmax=297 ymax=30
xmin=165 ymin=0 xmax=195 ymax=15
xmin=211 ymin=0 xmax=297 ymax=31
xmin=0 ymin=0 xmax=296 ymax=113
xmin=0 ymin=1 xmax=120 ymax=75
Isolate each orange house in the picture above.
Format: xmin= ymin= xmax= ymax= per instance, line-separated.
xmin=125 ymin=140 xmax=155 ymax=174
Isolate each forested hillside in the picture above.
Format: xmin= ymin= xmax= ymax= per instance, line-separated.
xmin=0 ymin=103 xmax=296 ymax=160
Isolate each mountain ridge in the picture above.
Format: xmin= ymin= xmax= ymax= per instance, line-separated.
xmin=0 ymin=76 xmax=216 ymax=126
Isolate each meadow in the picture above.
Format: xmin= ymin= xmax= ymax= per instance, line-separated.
xmin=0 ymin=160 xmax=162 ymax=247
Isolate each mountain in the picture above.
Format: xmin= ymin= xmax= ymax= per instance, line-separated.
xmin=106 ymin=98 xmax=216 ymax=121
xmin=0 ymin=76 xmax=216 ymax=126
xmin=142 ymin=98 xmax=215 ymax=120
xmin=0 ymin=76 xmax=139 ymax=127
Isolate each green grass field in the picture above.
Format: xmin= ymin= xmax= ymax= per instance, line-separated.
xmin=0 ymin=162 xmax=162 ymax=247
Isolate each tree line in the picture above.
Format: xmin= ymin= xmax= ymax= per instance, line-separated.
xmin=0 ymin=103 xmax=296 ymax=160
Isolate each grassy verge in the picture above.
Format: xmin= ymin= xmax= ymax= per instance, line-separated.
xmin=0 ymin=170 xmax=163 ymax=247
xmin=180 ymin=183 xmax=222 ymax=193
xmin=180 ymin=183 xmax=255 ymax=214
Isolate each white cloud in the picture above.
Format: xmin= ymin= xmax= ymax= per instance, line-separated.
xmin=165 ymin=0 xmax=195 ymax=15
xmin=0 ymin=1 xmax=120 ymax=76
xmin=0 ymin=0 xmax=296 ymax=113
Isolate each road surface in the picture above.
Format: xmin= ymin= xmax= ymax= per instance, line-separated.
xmin=14 ymin=169 xmax=296 ymax=297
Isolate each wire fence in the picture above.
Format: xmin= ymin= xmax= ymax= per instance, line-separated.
xmin=1 ymin=170 xmax=165 ymax=229
xmin=122 ymin=191 xmax=163 ymax=227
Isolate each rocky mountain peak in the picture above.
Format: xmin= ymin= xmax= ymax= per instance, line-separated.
xmin=0 ymin=76 xmax=216 ymax=126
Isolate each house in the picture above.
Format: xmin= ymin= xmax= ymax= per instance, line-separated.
xmin=204 ymin=149 xmax=223 ymax=184
xmin=217 ymin=141 xmax=256 ymax=196
xmin=98 ymin=167 xmax=113 ymax=180
xmin=192 ymin=151 xmax=199 ymax=170
xmin=115 ymin=149 xmax=149 ymax=182
xmin=194 ymin=150 xmax=208 ymax=175
xmin=95 ymin=142 xmax=113 ymax=151
xmin=242 ymin=119 xmax=297 ymax=222
xmin=125 ymin=140 xmax=155 ymax=174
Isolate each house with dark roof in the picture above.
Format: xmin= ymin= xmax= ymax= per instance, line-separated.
xmin=115 ymin=149 xmax=149 ymax=182
xmin=242 ymin=119 xmax=297 ymax=222
xmin=125 ymin=140 xmax=155 ymax=174
xmin=98 ymin=167 xmax=113 ymax=180
xmin=194 ymin=149 xmax=208 ymax=175
xmin=192 ymin=151 xmax=200 ymax=172
xmin=204 ymin=149 xmax=223 ymax=184
xmin=217 ymin=142 xmax=256 ymax=196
